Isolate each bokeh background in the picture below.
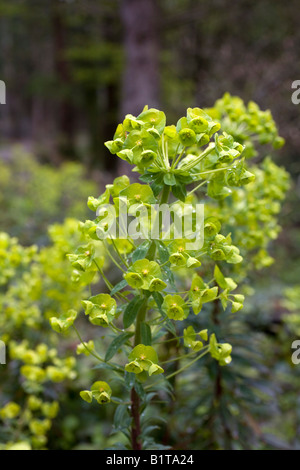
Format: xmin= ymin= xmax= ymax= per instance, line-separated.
xmin=1 ymin=0 xmax=300 ymax=172
xmin=0 ymin=0 xmax=299 ymax=232
xmin=0 ymin=0 xmax=300 ymax=450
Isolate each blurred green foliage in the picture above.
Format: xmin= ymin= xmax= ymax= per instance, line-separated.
xmin=0 ymin=218 xmax=116 ymax=449
xmin=0 ymin=148 xmax=97 ymax=245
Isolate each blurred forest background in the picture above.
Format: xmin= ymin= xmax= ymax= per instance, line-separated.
xmin=0 ymin=0 xmax=299 ymax=172
xmin=0 ymin=0 xmax=299 ymax=275
xmin=0 ymin=0 xmax=299 ymax=233
xmin=0 ymin=0 xmax=300 ymax=450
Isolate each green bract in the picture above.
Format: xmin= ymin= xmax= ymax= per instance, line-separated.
xmin=125 ymin=344 xmax=164 ymax=376
xmin=118 ymin=183 xmax=156 ymax=207
xmin=82 ymin=294 xmax=117 ymax=327
xmin=124 ymin=259 xmax=167 ymax=292
xmin=189 ymin=274 xmax=218 ymax=315
xmin=80 ymin=381 xmax=112 ymax=405
xmin=106 ymin=175 xmax=130 ymax=198
xmin=215 ymin=132 xmax=244 ymax=163
xmin=124 ymin=129 xmax=158 ymax=163
xmin=183 ymin=326 xmax=203 ymax=351
xmin=137 ymin=106 xmax=166 ymax=134
xmin=162 ymin=294 xmax=189 ymax=321
xmin=209 ymin=333 xmax=232 ymax=366
xmin=49 ymin=309 xmax=77 ymax=334
xmin=67 ymin=244 xmax=96 ymax=272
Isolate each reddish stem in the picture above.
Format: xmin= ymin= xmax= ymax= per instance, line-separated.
xmin=130 ymin=387 xmax=142 ymax=450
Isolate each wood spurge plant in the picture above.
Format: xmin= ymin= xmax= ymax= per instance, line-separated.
xmin=46 ymin=95 xmax=289 ymax=450
xmin=0 ymin=94 xmax=290 ymax=450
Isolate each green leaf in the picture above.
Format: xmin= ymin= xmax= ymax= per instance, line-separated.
xmin=105 ymin=332 xmax=134 ymax=362
xmin=141 ymin=425 xmax=160 ymax=439
xmin=123 ymin=296 xmax=145 ymax=329
xmin=134 ymin=381 xmax=146 ymax=400
xmin=113 ymin=404 xmax=131 ymax=431
xmin=141 ymin=322 xmax=152 ymax=346
xmin=163 ymin=173 xmax=176 ymax=186
xmin=214 ymin=265 xmax=227 ymax=289
xmin=124 ymin=371 xmax=136 ymax=390
xmin=161 ymin=265 xmax=176 ymax=289
xmin=150 ymin=172 xmax=164 ymax=197
xmin=132 ymin=240 xmax=151 ymax=263
xmin=155 ymin=241 xmax=170 ymax=263
xmin=172 ymin=182 xmax=187 ymax=202
xmin=110 ymin=279 xmax=128 ymax=296
xmin=152 ymin=291 xmax=164 ymax=309
xmin=139 ymin=173 xmax=155 ymax=183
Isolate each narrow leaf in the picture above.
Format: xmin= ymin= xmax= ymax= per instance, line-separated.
xmin=123 ymin=296 xmax=145 ymax=329
xmin=132 ymin=240 xmax=151 ymax=263
xmin=110 ymin=279 xmax=128 ymax=296
xmin=105 ymin=332 xmax=134 ymax=362
xmin=113 ymin=404 xmax=131 ymax=431
xmin=141 ymin=322 xmax=152 ymax=346
xmin=156 ymin=240 xmax=170 ymax=263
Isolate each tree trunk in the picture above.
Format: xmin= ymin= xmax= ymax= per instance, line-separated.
xmin=120 ymin=0 xmax=160 ymax=118
xmin=52 ymin=0 xmax=76 ymax=159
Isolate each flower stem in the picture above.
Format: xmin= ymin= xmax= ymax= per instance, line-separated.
xmin=130 ymin=387 xmax=142 ymax=450
xmin=72 ymin=325 xmax=104 ymax=363
xmin=130 ymin=297 xmax=147 ymax=450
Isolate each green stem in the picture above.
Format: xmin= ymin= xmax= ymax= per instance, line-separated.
xmin=193 ymin=164 xmax=233 ymax=177
xmin=166 ymin=348 xmax=209 ymax=380
xmin=103 ymin=242 xmax=126 ymax=273
xmin=145 ymin=347 xmax=210 ymax=390
xmin=130 ymin=387 xmax=142 ymax=450
xmin=72 ymin=325 xmax=104 ymax=363
xmin=178 ymin=143 xmax=215 ymax=172
xmin=130 ymin=182 xmax=171 ymax=450
xmin=130 ymin=297 xmax=148 ymax=450
xmin=186 ymin=180 xmax=207 ymax=197
xmin=93 ymin=259 xmax=128 ymax=302
xmin=160 ymin=349 xmax=203 ymax=364
xmin=109 ymin=236 xmax=130 ymax=268
xmin=171 ymin=146 xmax=186 ymax=169
xmin=93 ymin=259 xmax=113 ymax=290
